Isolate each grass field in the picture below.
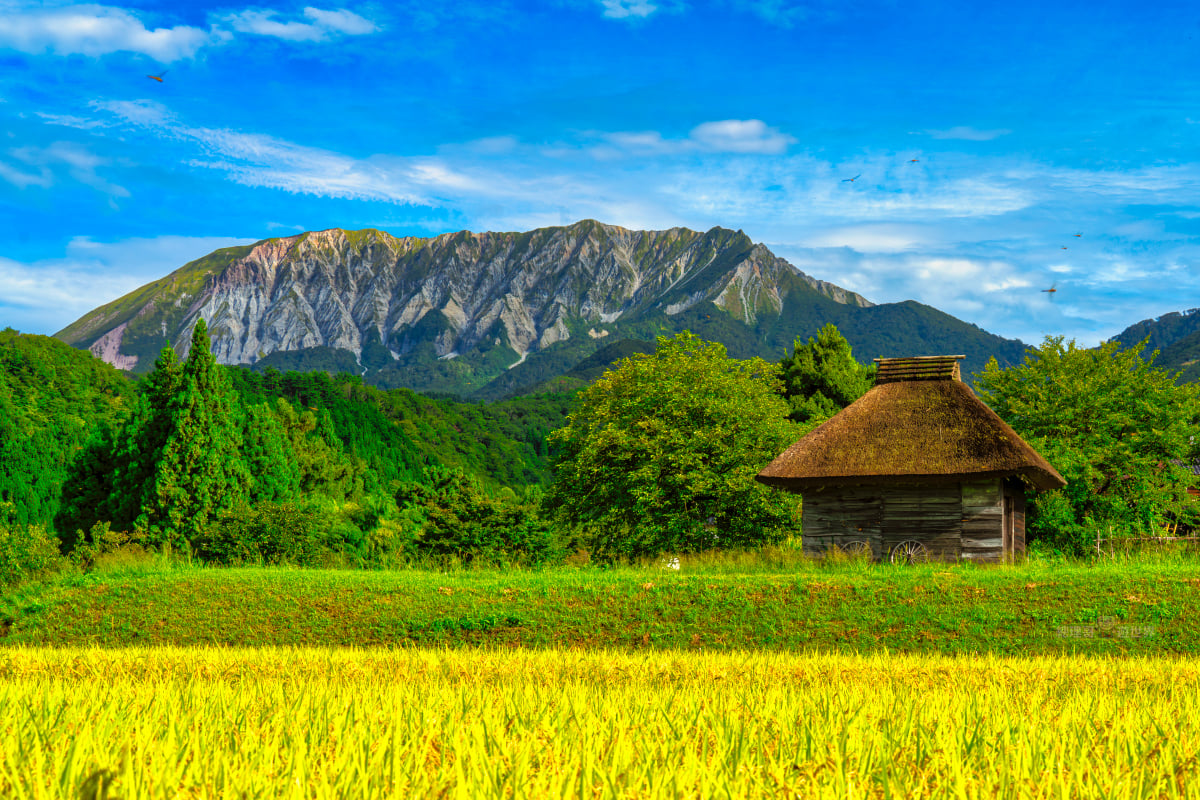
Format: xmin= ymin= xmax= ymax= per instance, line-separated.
xmin=4 ymin=551 xmax=1199 ymax=653
xmin=7 ymin=646 xmax=1200 ymax=799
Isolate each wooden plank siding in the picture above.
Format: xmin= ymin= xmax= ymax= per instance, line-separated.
xmin=961 ymin=480 xmax=1004 ymax=563
xmin=881 ymin=485 xmax=962 ymax=560
xmin=801 ymin=479 xmax=1012 ymax=563
xmin=800 ymin=487 xmax=882 ymax=560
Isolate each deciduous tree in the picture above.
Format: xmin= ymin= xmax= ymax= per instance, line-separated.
xmin=544 ymin=331 xmax=800 ymax=558
xmin=976 ymin=336 xmax=1200 ymax=553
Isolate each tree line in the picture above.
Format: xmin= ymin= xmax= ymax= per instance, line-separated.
xmin=2 ymin=319 xmax=1198 ymax=582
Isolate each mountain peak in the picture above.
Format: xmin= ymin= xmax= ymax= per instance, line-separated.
xmin=56 ymin=220 xmax=874 ymax=394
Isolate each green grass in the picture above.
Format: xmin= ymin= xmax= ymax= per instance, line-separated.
xmin=5 ymin=551 xmax=1200 ymax=653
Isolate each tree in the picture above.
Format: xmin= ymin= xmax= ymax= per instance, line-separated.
xmin=396 ymin=467 xmax=557 ymax=566
xmin=976 ymin=336 xmax=1200 ymax=553
xmin=104 ymin=344 xmax=184 ymax=532
xmin=142 ymin=319 xmax=250 ymax=547
xmin=779 ymin=323 xmax=875 ymax=425
xmin=544 ymin=331 xmax=801 ymax=558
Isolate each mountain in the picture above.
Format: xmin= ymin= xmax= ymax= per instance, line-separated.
xmin=1110 ymin=308 xmax=1200 ymax=382
xmin=56 ymin=220 xmax=1028 ymax=398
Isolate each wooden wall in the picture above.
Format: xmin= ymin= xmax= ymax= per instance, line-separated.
xmin=800 ymin=486 xmax=882 ymax=559
xmin=880 ymin=485 xmax=962 ymax=560
xmin=961 ymin=480 xmax=1003 ymax=562
xmin=802 ymin=479 xmax=1013 ymax=563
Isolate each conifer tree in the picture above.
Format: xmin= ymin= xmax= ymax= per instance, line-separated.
xmin=143 ymin=319 xmax=250 ymax=547
xmin=104 ymin=344 xmax=184 ymax=531
xmin=779 ymin=323 xmax=875 ymax=425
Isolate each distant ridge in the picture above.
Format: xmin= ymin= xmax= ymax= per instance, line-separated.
xmin=1111 ymin=308 xmax=1200 ymax=383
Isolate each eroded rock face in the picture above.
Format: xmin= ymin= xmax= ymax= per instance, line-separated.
xmin=65 ymin=221 xmax=872 ymax=369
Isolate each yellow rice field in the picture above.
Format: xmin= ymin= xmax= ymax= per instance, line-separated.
xmin=4 ymin=646 xmax=1199 ymax=799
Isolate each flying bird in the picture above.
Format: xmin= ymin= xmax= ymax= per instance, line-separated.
xmin=147 ymin=70 xmax=168 ymax=82
xmin=842 ymin=174 xmax=862 ymax=182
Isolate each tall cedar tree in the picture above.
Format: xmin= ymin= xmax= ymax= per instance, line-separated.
xmin=104 ymin=344 xmax=184 ymax=532
xmin=780 ymin=323 xmax=875 ymax=426
xmin=143 ymin=319 xmax=250 ymax=547
xmin=545 ymin=331 xmax=800 ymax=558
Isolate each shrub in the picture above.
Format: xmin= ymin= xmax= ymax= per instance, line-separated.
xmin=0 ymin=522 xmax=64 ymax=585
xmin=196 ymin=503 xmax=332 ymax=566
xmin=398 ymin=468 xmax=561 ymax=567
xmin=69 ymin=521 xmax=151 ymax=573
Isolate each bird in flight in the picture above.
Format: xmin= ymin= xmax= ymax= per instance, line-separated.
xmin=842 ymin=174 xmax=861 ymax=182
xmin=147 ymin=70 xmax=168 ymax=82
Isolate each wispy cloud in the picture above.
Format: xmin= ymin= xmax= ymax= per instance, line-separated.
xmin=37 ymin=100 xmax=1200 ymax=347
xmin=925 ymin=126 xmax=1012 ymax=141
xmin=0 ymin=141 xmax=128 ymax=198
xmin=0 ymin=4 xmax=217 ymax=61
xmin=217 ymin=6 xmax=378 ymax=41
xmin=0 ymin=4 xmax=379 ymax=62
xmin=599 ymin=0 xmax=659 ymax=18
xmin=727 ymin=0 xmax=835 ymax=27
xmin=594 ymin=119 xmax=796 ymax=157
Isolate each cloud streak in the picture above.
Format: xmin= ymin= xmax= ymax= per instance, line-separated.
xmin=218 ymin=6 xmax=378 ymax=41
xmin=0 ymin=4 xmax=380 ymax=62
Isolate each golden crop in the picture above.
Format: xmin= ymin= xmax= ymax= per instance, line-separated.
xmin=3 ymin=646 xmax=1198 ymax=799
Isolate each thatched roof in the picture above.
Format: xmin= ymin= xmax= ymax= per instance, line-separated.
xmin=757 ymin=356 xmax=1066 ymax=491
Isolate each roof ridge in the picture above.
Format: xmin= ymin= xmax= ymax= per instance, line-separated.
xmin=873 ymin=355 xmax=964 ymax=384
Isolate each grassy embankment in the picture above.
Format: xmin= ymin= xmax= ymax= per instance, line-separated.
xmin=6 ymin=647 xmax=1200 ymax=798
xmin=5 ymin=551 xmax=1199 ymax=653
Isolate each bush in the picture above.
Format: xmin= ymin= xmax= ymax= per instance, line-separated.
xmin=68 ymin=521 xmax=152 ymax=572
xmin=0 ymin=522 xmax=64 ymax=585
xmin=196 ymin=503 xmax=333 ymax=566
xmin=398 ymin=468 xmax=561 ymax=567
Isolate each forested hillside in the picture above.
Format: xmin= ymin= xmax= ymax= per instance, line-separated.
xmin=0 ymin=330 xmax=574 ymax=546
xmin=0 ymin=328 xmax=133 ymax=528
xmin=225 ymin=368 xmax=575 ymax=489
xmin=1110 ymin=308 xmax=1200 ymax=382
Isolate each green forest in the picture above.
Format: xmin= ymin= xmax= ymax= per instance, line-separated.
xmin=2 ymin=322 xmax=1199 ymax=586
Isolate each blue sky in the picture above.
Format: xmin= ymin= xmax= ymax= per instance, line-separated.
xmin=2 ymin=0 xmax=1199 ymax=348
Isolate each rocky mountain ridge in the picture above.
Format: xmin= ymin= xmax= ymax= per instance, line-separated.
xmin=56 ymin=219 xmax=1026 ymax=398
xmin=57 ymin=221 xmax=864 ymax=378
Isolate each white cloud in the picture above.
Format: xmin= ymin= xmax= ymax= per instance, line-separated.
xmin=689 ymin=119 xmax=795 ymax=154
xmin=218 ymin=6 xmax=378 ymax=41
xmin=600 ymin=0 xmax=658 ymax=19
xmin=0 ymin=4 xmax=215 ymax=61
xmin=597 ymin=119 xmax=795 ymax=157
xmin=0 ymin=4 xmax=378 ymax=62
xmin=925 ymin=126 xmax=1012 ymax=141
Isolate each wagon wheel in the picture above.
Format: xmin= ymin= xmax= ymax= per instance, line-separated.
xmin=890 ymin=540 xmax=929 ymax=565
xmin=840 ymin=540 xmax=873 ymax=560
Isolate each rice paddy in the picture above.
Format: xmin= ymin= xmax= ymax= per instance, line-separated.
xmin=7 ymin=646 xmax=1200 ymax=799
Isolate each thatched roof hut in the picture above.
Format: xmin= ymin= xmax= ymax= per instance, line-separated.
xmin=757 ymin=355 xmax=1065 ymax=563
